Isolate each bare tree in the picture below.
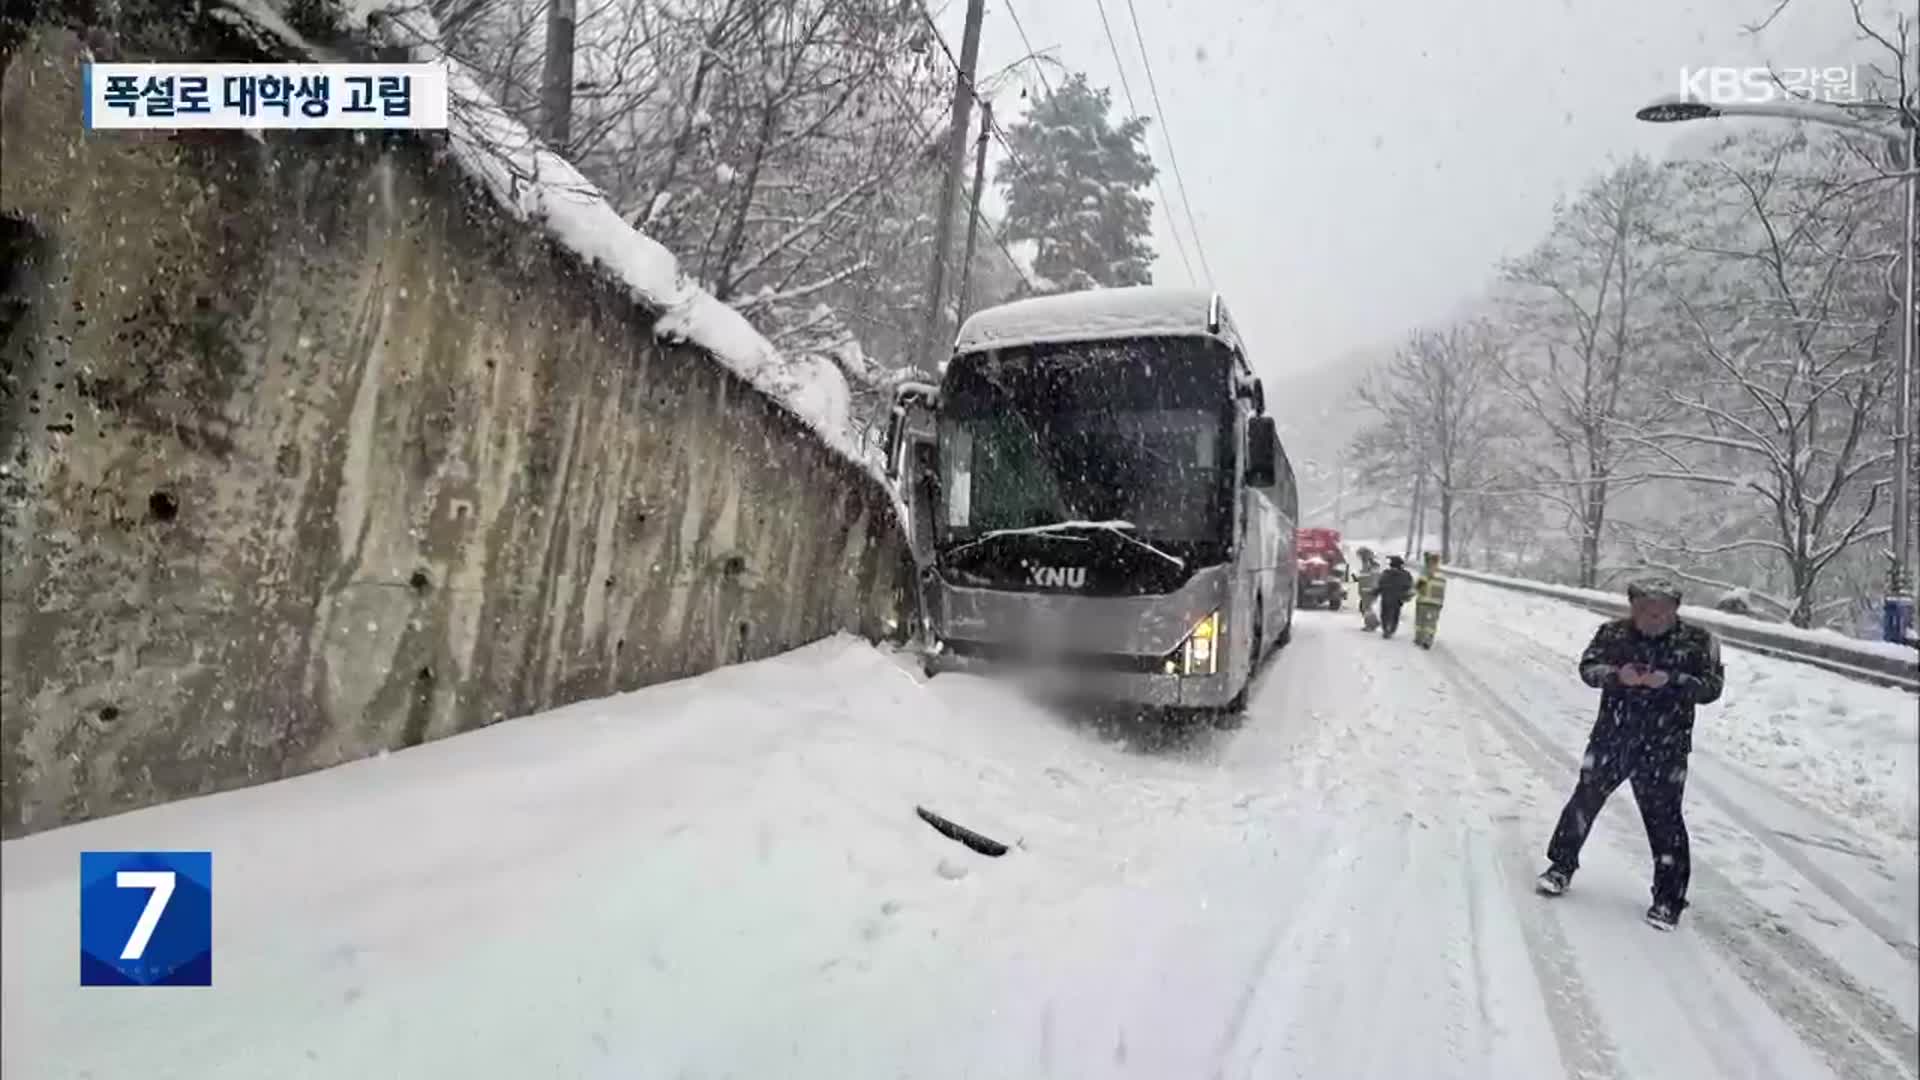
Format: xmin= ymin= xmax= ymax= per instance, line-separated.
xmin=384 ymin=0 xmax=1032 ymax=454
xmin=1351 ymin=320 xmax=1510 ymax=560
xmin=1494 ymin=157 xmax=1681 ymax=586
xmin=1622 ymin=129 xmax=1899 ymax=627
xmin=1746 ymin=1 xmax=1916 ymax=139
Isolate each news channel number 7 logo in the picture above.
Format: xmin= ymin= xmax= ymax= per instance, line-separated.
xmin=79 ymin=851 xmax=213 ymax=986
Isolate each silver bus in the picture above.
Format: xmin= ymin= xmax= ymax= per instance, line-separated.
xmin=885 ymin=286 xmax=1300 ymax=720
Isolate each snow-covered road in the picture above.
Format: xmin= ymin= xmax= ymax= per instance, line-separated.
xmin=5 ymin=580 xmax=1917 ymax=1079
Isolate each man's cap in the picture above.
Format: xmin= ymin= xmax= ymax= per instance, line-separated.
xmin=1627 ymin=575 xmax=1683 ymax=603
xmin=1387 ymin=555 xmax=1405 ymax=566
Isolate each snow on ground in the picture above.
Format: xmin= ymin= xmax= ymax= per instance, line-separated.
xmin=6 ymin=599 xmax=1918 ymax=1079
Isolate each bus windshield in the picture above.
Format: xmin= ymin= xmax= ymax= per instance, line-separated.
xmin=936 ymin=337 xmax=1235 ymax=549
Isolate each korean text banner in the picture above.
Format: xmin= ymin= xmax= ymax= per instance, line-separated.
xmin=83 ymin=63 xmax=450 ymax=130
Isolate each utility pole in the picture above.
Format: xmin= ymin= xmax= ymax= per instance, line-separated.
xmin=540 ymin=0 xmax=577 ymax=147
xmin=956 ymin=99 xmax=993 ymax=325
xmin=914 ymin=0 xmax=987 ymax=369
xmin=1887 ymin=119 xmax=1917 ymax=644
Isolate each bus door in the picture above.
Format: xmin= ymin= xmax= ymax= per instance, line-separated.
xmin=885 ymin=381 xmax=941 ymax=643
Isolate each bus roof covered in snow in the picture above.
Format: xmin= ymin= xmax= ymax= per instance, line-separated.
xmin=952 ymin=286 xmax=1249 ymax=362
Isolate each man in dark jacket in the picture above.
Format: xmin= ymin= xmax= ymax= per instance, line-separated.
xmin=1375 ymin=555 xmax=1414 ymax=638
xmin=1535 ymin=576 xmax=1725 ymax=930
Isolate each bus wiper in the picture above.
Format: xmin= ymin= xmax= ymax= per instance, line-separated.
xmin=959 ymin=519 xmax=1186 ymax=569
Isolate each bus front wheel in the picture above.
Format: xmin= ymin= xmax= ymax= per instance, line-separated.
xmin=1216 ymin=599 xmax=1263 ymax=723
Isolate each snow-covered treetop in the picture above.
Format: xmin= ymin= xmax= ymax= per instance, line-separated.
xmin=996 ymin=72 xmax=1159 ymax=292
xmin=952 ymin=285 xmax=1244 ymax=359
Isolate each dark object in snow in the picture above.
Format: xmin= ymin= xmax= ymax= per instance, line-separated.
xmin=915 ymin=806 xmax=1008 ymax=857
xmin=1535 ymin=867 xmax=1570 ymax=896
xmin=1713 ymin=591 xmax=1755 ymax=617
xmin=1377 ymin=563 xmax=1414 ymax=637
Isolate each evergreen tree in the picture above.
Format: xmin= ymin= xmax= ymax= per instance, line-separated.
xmin=996 ymin=73 xmax=1158 ymax=291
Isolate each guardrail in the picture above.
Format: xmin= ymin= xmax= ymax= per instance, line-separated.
xmin=1445 ymin=566 xmax=1919 ymax=693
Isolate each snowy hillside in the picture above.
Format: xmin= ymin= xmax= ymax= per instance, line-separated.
xmin=1260 ymin=348 xmax=1389 ymax=526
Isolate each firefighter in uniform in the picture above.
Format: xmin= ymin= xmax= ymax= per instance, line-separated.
xmin=1412 ymin=550 xmax=1447 ymax=649
xmin=1354 ymin=547 xmax=1382 ymax=631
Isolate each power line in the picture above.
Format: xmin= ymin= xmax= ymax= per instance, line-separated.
xmin=880 ymin=71 xmax=1036 ymax=294
xmin=1120 ymin=0 xmax=1213 ymax=287
xmin=911 ymin=0 xmax=970 ymax=96
xmin=910 ymin=0 xmax=1039 ymax=192
xmin=907 ymin=0 xmax=1051 ymax=292
xmin=1088 ymin=0 xmax=1197 ymax=286
xmin=1001 ymin=0 xmax=1054 ymax=99
xmin=917 ymin=0 xmax=1185 ymax=289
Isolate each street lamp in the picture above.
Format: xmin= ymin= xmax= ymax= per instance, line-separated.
xmin=1637 ymin=93 xmax=1918 ymax=645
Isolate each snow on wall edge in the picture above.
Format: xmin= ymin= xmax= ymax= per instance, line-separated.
xmin=219 ymin=0 xmax=907 ymax=533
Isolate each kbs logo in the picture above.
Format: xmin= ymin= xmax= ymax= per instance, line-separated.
xmin=79 ymin=851 xmax=213 ymax=986
xmin=1028 ymin=565 xmax=1086 ymax=588
xmin=1677 ymin=66 xmax=1859 ymax=106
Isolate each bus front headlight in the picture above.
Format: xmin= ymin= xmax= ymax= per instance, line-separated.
xmin=1166 ymin=610 xmax=1220 ymax=676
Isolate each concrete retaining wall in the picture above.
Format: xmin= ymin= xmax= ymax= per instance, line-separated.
xmin=0 ymin=22 xmax=913 ymax=837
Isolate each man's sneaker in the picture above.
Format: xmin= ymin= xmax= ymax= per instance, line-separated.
xmin=1535 ymin=867 xmax=1571 ymax=896
xmin=1645 ymin=902 xmax=1682 ymax=930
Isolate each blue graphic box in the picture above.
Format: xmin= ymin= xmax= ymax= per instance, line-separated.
xmin=79 ymin=851 xmax=212 ymax=986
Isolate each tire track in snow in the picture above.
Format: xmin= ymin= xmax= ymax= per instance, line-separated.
xmin=1202 ymin=835 xmax=1370 ymax=1078
xmin=1204 ymin=618 xmax=1406 ymax=1076
xmin=1639 ymin=925 xmax=1806 ymax=1080
xmin=1390 ymin=648 xmax=1593 ymax=1079
xmin=1457 ymin=685 xmax=1627 ymax=1080
xmin=1206 ymin=817 xmax=1482 ymax=1079
xmin=1216 ymin=623 xmax=1585 ymax=1078
xmin=1437 ymin=647 xmax=1919 ymax=1080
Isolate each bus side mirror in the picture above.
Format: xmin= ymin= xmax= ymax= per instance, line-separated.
xmin=1246 ymin=416 xmax=1278 ymax=487
xmin=886 ymin=381 xmax=939 ymax=482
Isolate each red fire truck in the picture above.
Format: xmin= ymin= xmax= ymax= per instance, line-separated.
xmin=1295 ymin=527 xmax=1348 ymax=610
